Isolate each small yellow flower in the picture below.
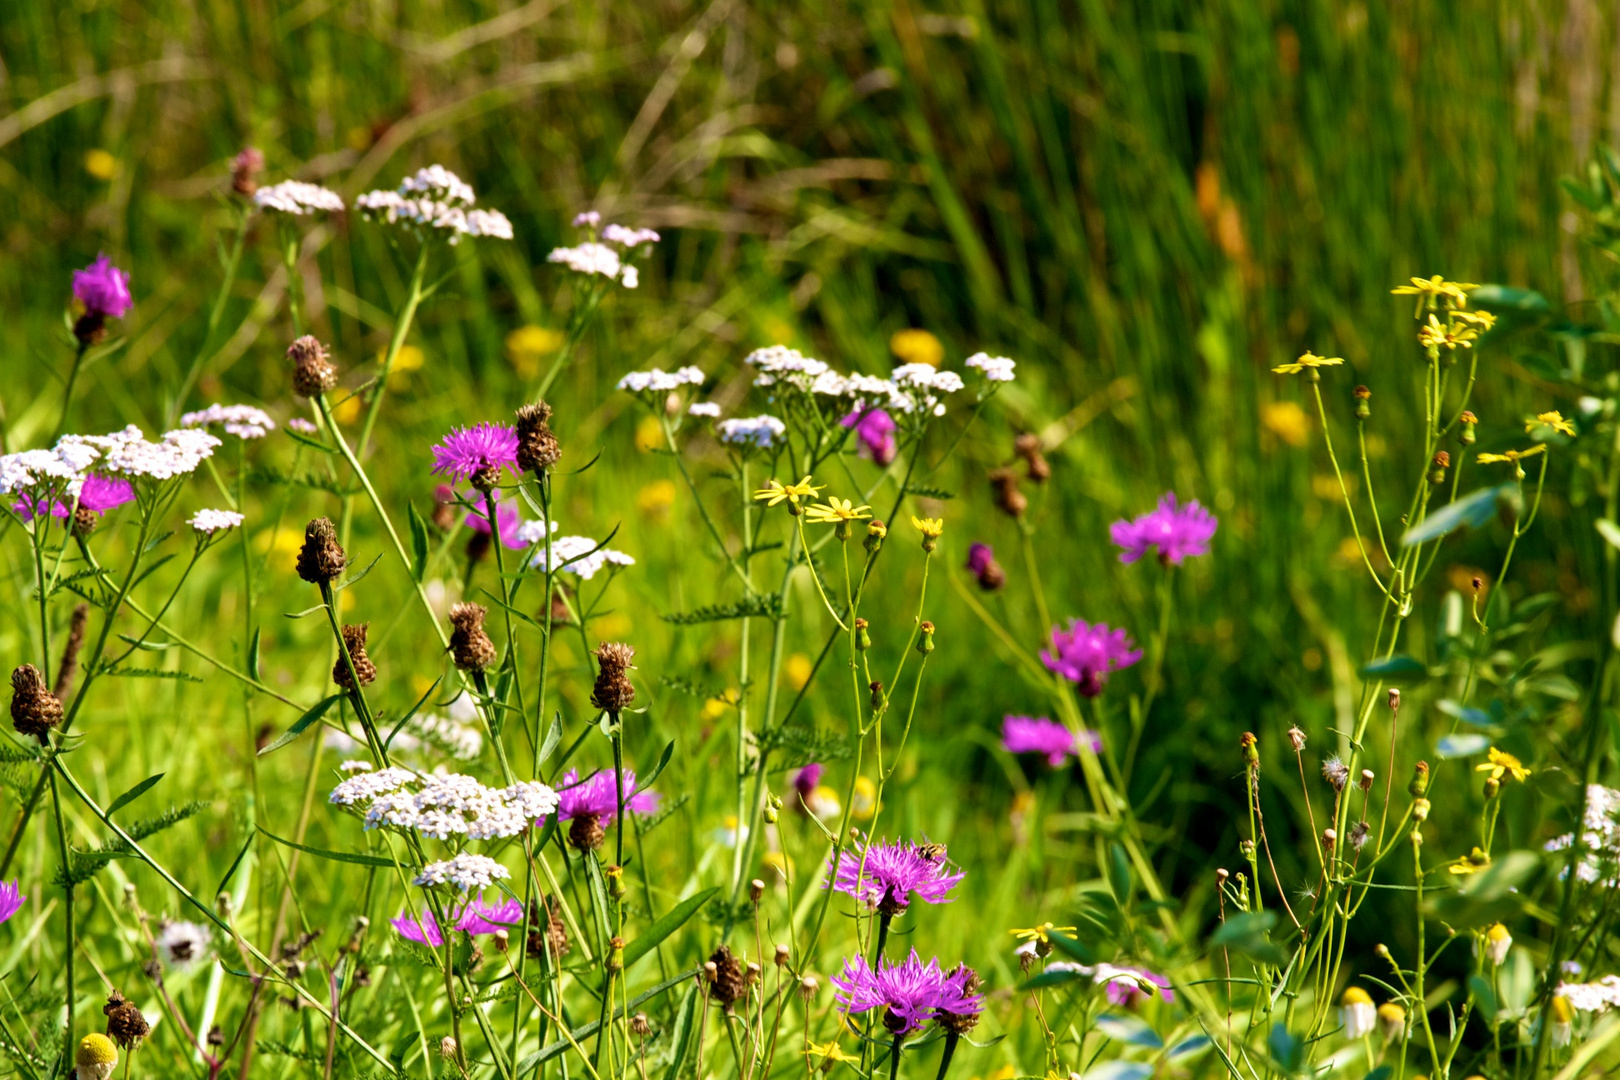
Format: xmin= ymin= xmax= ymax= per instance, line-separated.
xmin=804 ymin=498 xmax=872 ymax=525
xmin=506 ymin=325 xmax=564 ymax=379
xmin=1449 ymin=847 xmax=1492 ymax=875
xmin=637 ymin=480 xmax=677 ymax=518
xmin=1527 ymin=411 xmax=1576 ymax=437
xmin=911 ymin=517 xmax=944 ymax=539
xmin=1392 ymin=275 xmax=1478 ymax=316
xmin=1261 ymin=400 xmax=1311 ymax=447
xmin=1454 ymin=308 xmax=1497 ymax=330
xmin=753 ymin=476 xmax=823 ymax=507
xmin=1476 ymin=747 xmax=1530 ymax=783
xmin=1009 ymin=922 xmax=1077 ymax=944
xmin=1417 ymin=313 xmax=1480 ymax=352
xmin=785 ymin=653 xmax=813 ymax=690
xmin=890 ymin=328 xmax=944 ymax=368
xmin=331 ymin=394 xmax=362 ymax=425
xmin=1272 ymin=350 xmax=1345 ymax=375
xmin=1475 ymin=444 xmax=1546 ymax=466
xmin=75 ymin=1033 xmax=118 ymax=1080
xmin=806 ymin=1041 xmax=861 ymax=1067
xmin=634 ymin=415 xmax=663 ymax=453
xmin=84 ymin=149 xmax=117 ymax=181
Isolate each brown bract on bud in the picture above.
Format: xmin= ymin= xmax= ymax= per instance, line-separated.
xmin=1388 ymin=688 xmax=1401 ymax=710
xmin=988 ymin=467 xmax=1027 ymax=518
xmin=1240 ymin=731 xmax=1259 ymax=770
xmin=231 ymin=147 xmax=264 ymax=197
xmin=936 ymin=964 xmax=983 ymax=1035
xmin=515 ymin=402 xmax=563 ymax=474
xmin=709 ymin=946 xmax=747 ymax=1009
xmin=591 ymin=642 xmax=636 ymax=714
xmin=775 ymin=943 xmax=790 ymax=966
xmin=295 ymin=517 xmax=347 ymax=584
xmin=492 ymin=929 xmax=509 ymax=953
xmin=73 ymin=312 xmax=107 ymax=347
xmin=568 ymin=814 xmax=605 ymax=852
xmin=1360 ymin=769 xmax=1375 ymax=792
xmin=448 ymin=602 xmax=497 ymax=672
xmin=977 ymin=560 xmax=1006 ymax=591
xmin=1014 ymin=433 xmax=1051 ymax=483
xmin=630 ymin=1013 xmax=651 ymax=1038
xmin=749 ymin=879 xmax=765 ymax=903
xmin=1429 ymin=450 xmax=1450 ymax=484
xmin=1353 ymin=385 xmax=1372 ymax=420
xmin=289 ymin=336 xmax=338 ymax=398
xmin=104 ymin=991 xmax=150 ymax=1049
xmin=333 ymin=624 xmax=377 ymax=689
xmin=1322 ymin=828 xmax=1337 ymax=850
xmin=11 ymin=664 xmax=62 ymax=742
xmin=72 ymin=505 xmax=98 ymax=538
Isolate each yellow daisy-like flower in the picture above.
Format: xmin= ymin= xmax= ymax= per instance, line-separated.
xmin=1009 ymin=921 xmax=1077 ymax=944
xmin=1417 ymin=313 xmax=1480 ymax=352
xmin=911 ymin=516 xmax=944 ymax=539
xmin=804 ymin=498 xmax=872 ymax=525
xmin=1392 ymin=275 xmax=1478 ymax=316
xmin=753 ymin=476 xmax=823 ymax=507
xmin=1526 ymin=411 xmax=1576 ymax=437
xmin=1475 ymin=444 xmax=1547 ymax=466
xmin=1454 ymin=308 xmax=1497 ymax=330
xmin=1449 ymin=847 xmax=1492 ymax=876
xmin=1476 ymin=747 xmax=1530 ymax=783
xmin=1272 ymin=351 xmax=1345 ymax=375
xmin=806 ymin=1041 xmax=861 ymax=1067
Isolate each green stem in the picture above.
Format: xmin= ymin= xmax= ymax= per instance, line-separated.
xmin=53 ymin=340 xmax=90 ymax=443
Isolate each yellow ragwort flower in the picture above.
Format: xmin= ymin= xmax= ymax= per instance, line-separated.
xmin=804 ymin=498 xmax=872 ymax=525
xmin=1449 ymin=847 xmax=1492 ymax=876
xmin=911 ymin=516 xmax=944 ymax=539
xmin=1475 ymin=444 xmax=1547 ymax=466
xmin=753 ymin=475 xmax=823 ymax=507
xmin=1527 ymin=411 xmax=1576 ymax=437
xmin=1392 ymin=275 xmax=1478 ymax=316
xmin=1417 ymin=313 xmax=1480 ymax=352
xmin=1272 ymin=351 xmax=1345 ymax=376
xmin=1476 ymin=747 xmax=1530 ymax=783
xmin=806 ymin=1041 xmax=861 ymax=1067
xmin=1009 ymin=921 xmax=1077 ymax=944
xmin=1454 ymin=308 xmax=1497 ymax=330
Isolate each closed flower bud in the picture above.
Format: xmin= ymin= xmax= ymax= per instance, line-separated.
xmin=332 ymin=624 xmax=376 ymax=689
xmin=1216 ymin=868 xmax=1230 ymax=886
xmin=1483 ymin=776 xmax=1500 ymax=799
xmin=1360 ymin=769 xmax=1375 ymax=792
xmin=1015 ymin=433 xmax=1051 ymax=483
xmin=864 ymin=520 xmax=887 ymax=554
xmin=441 ymin=1037 xmax=458 ymax=1059
xmin=1322 ymin=828 xmax=1337 ymax=851
xmin=869 ymin=680 xmax=885 ymax=711
xmin=1241 ymin=731 xmax=1260 ymax=770
xmin=1286 ymin=726 xmax=1306 ymax=752
xmin=1408 ymin=760 xmax=1429 ymax=797
xmin=1429 ymin=450 xmax=1451 ymax=485
xmin=1239 ymin=839 xmax=1255 ymax=860
xmin=606 ymin=865 xmax=627 ymax=900
xmin=1388 ymin=688 xmax=1401 ymax=711
xmin=1353 ymin=385 xmax=1372 ymax=421
xmin=1413 ymin=797 xmax=1431 ymax=821
xmin=917 ymin=622 xmax=935 ymax=654
xmin=607 ymin=937 xmax=625 ymax=972
xmin=988 ymin=467 xmax=1027 ymax=518
xmin=749 ymin=879 xmax=765 ymax=903
xmin=630 ymin=1013 xmax=651 ymax=1037
xmin=289 ymin=336 xmax=338 ymax=398
xmin=764 ymin=804 xmax=778 ymax=824
xmin=853 ymin=618 xmax=872 ymax=651
xmin=514 ymin=402 xmax=562 ymax=474
xmin=493 ymin=929 xmax=510 ymax=953
xmin=1460 ymin=410 xmax=1478 ymax=446
xmin=231 ymin=147 xmax=264 ymax=198
xmin=448 ymin=602 xmax=497 ymax=672
xmin=799 ymin=975 xmax=819 ymax=1000
xmin=775 ymin=943 xmax=790 ymax=966
xmin=295 ymin=517 xmax=347 ymax=585
xmin=10 ymin=663 xmax=62 ymax=743
xmin=591 ymin=642 xmax=636 ymax=714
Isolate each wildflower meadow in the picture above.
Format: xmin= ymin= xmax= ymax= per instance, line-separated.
xmin=6 ymin=4 xmax=1620 ymax=1080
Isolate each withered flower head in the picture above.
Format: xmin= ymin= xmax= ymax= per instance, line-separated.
xmin=515 ymin=402 xmax=563 ymax=474
xmin=289 ymin=336 xmax=338 ymax=398
xmin=591 ymin=642 xmax=636 ymax=714
xmin=333 ymin=624 xmax=376 ymax=689
xmin=295 ymin=517 xmax=347 ymax=585
xmin=10 ymin=663 xmax=62 ymax=742
xmin=448 ymin=602 xmax=497 ymax=672
xmin=103 ymin=991 xmax=150 ymax=1049
xmin=709 ymin=945 xmax=747 ymax=1009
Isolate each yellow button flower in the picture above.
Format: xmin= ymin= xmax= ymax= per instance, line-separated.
xmin=1391 ymin=275 xmax=1478 ymax=315
xmin=1526 ymin=411 xmax=1576 ymax=437
xmin=753 ymin=476 xmax=823 ymax=507
xmin=804 ymin=498 xmax=872 ymax=525
xmin=1009 ymin=921 xmax=1077 ymax=944
xmin=1476 ymin=747 xmax=1530 ymax=783
xmin=1272 ymin=351 xmax=1345 ymax=375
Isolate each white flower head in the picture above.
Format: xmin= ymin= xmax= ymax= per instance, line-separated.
xmin=688 ymin=402 xmax=722 ymax=418
xmin=355 ymin=166 xmax=510 ymax=245
xmin=338 ymin=759 xmax=374 ymax=773
xmin=330 ymin=766 xmax=419 ymax=806
xmin=548 ymin=242 xmax=639 ymax=287
xmin=287 ymin=417 xmax=318 ymax=435
xmin=415 ymin=853 xmax=511 ymax=892
xmin=155 ymin=920 xmax=213 ymax=971
xmin=616 ymin=366 xmax=704 ymax=395
xmin=181 ymin=403 xmax=276 ymax=439
xmin=964 ymin=352 xmax=1017 ymax=383
xmin=253 ymin=181 xmax=345 ymax=216
xmin=717 ymin=416 xmax=786 ymax=449
xmin=57 ymin=426 xmax=220 ymax=481
xmin=601 ymin=224 xmax=661 ymax=248
xmin=745 ymin=346 xmax=829 ymax=392
xmin=189 ymin=509 xmax=244 ymax=534
xmin=531 ymin=535 xmax=634 ymax=580
xmin=512 ymin=519 xmax=560 ymax=547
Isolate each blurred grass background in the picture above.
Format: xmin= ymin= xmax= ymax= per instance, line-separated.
xmin=0 ymin=0 xmax=1616 ymax=1072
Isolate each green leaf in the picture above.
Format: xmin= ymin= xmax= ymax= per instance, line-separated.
xmin=661 ymin=595 xmax=784 ymax=625
xmin=1045 ymin=929 xmax=1095 ymax=965
xmin=1401 ymin=485 xmax=1508 ymax=546
xmin=259 ymin=694 xmax=343 ymax=757
xmin=660 ymin=985 xmax=700 ymax=1080
xmin=639 ymin=741 xmax=677 ymax=792
xmin=1360 ymin=655 xmax=1427 ymax=679
xmin=108 ymin=773 xmax=164 ymax=817
xmin=624 ymin=886 xmax=719 ymax=970
xmin=257 ymin=827 xmax=395 ymax=868
xmin=247 ymin=626 xmax=262 ymax=682
xmin=216 ymin=833 xmax=254 ymax=897
xmin=1437 ymin=734 xmax=1489 ymax=759
xmin=1469 ymin=284 xmax=1552 ymax=314
xmin=1267 ymin=1023 xmax=1302 ymax=1073
xmin=408 ymin=504 xmax=430 ymax=584
xmin=1430 ymin=850 xmax=1543 ymax=927
xmin=1469 ymin=974 xmax=1499 ymax=1022
xmin=1094 ymin=1014 xmax=1160 ymax=1049
xmin=1437 ymin=699 xmax=1491 ymax=726
xmin=1020 ymin=968 xmax=1087 ymax=990
xmin=1211 ymin=910 xmax=1288 ymax=966
xmin=1108 ymin=842 xmax=1132 ymax=907
xmin=386 ymin=678 xmax=443 ymax=752
xmin=334 ymin=552 xmax=384 ymax=592
xmin=538 ymin=714 xmax=562 ymax=766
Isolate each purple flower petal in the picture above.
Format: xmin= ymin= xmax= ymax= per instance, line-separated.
xmin=826 ymin=838 xmax=964 ymax=912
xmin=72 ymin=254 xmax=133 ymax=319
xmin=1110 ymin=493 xmax=1217 ymax=566
xmin=430 ymin=423 xmax=520 ymax=484
xmin=1041 ymin=620 xmax=1142 ymax=697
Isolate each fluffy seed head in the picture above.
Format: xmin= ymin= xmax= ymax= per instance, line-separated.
xmin=289 ymin=336 xmax=338 ymax=397
xmin=1322 ymin=755 xmax=1350 ymax=792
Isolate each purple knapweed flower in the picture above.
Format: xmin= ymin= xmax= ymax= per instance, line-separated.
xmin=841 ymin=408 xmax=897 ymax=465
xmin=793 ymin=763 xmax=823 ymax=801
xmin=936 ymin=964 xmax=985 ymax=1030
xmin=465 ymin=494 xmax=525 ymax=549
xmin=828 ymin=838 xmax=964 ymax=915
xmin=0 ymin=880 xmax=24 ymax=925
xmin=965 ymin=543 xmax=995 ymax=576
xmin=1110 ymin=493 xmax=1218 ymax=566
xmin=832 ymin=950 xmax=971 ymax=1036
xmin=1041 ymin=620 xmax=1142 ymax=698
xmin=430 ymin=423 xmax=520 ymax=487
xmin=14 ymin=475 xmax=135 ymax=522
xmin=553 ymin=768 xmax=660 ymax=823
xmin=1096 ymin=963 xmax=1174 ymax=1008
xmin=1001 ymin=716 xmax=1101 ymax=767
xmin=391 ymin=895 xmax=522 ymax=948
xmin=72 ymin=255 xmax=133 ymax=319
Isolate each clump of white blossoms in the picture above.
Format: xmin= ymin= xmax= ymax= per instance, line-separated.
xmin=415 ymin=853 xmax=511 ymax=892
xmin=746 ymin=345 xmax=830 ymax=392
xmin=0 ymin=447 xmax=92 ymax=495
xmin=253 ymin=180 xmax=346 ymax=216
xmin=1546 ymin=784 xmax=1620 ymax=883
xmin=616 ymin=366 xmax=705 ymax=395
xmin=189 ymin=509 xmax=244 ymax=534
xmin=548 ymin=213 xmax=660 ymax=289
xmin=57 ymin=426 xmax=221 ymax=481
xmin=181 ymin=403 xmax=276 ymax=439
xmin=531 ymin=534 xmax=635 ymax=580
xmin=155 ymin=919 xmax=213 ymax=971
xmin=331 ymin=769 xmax=558 ymax=841
xmin=355 ymin=165 xmax=513 ymax=244
xmin=330 ymin=766 xmax=420 ymax=806
xmin=964 ymin=352 xmax=1017 ymax=383
xmin=1558 ymin=975 xmax=1620 ymax=1013
xmin=688 ymin=402 xmax=722 ymax=418
xmin=891 ymin=363 xmax=964 ymax=417
xmin=717 ymin=416 xmax=786 ymax=450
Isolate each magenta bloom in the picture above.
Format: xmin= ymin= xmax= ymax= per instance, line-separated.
xmin=430 ymin=424 xmax=520 ymax=485
xmin=1041 ymin=620 xmax=1142 ymax=698
xmin=965 ymin=543 xmax=995 ymax=576
xmin=1001 ymin=716 xmax=1101 ymax=767
xmin=832 ymin=950 xmax=977 ymax=1036
xmin=841 ymin=408 xmax=897 ymax=465
xmin=793 ymin=763 xmax=823 ymax=800
xmin=828 ymin=838 xmax=964 ymax=915
xmin=553 ymin=768 xmax=660 ymax=823
xmin=15 ymin=475 xmax=135 ymax=522
xmin=1110 ymin=493 xmax=1217 ymax=566
xmin=0 ymin=880 xmax=24 ymax=925
xmin=391 ymin=896 xmax=522 ymax=948
xmin=937 ymin=964 xmax=985 ymax=1028
xmin=72 ymin=254 xmax=133 ymax=319
xmin=1099 ymin=965 xmax=1173 ymax=1008
xmin=465 ymin=495 xmax=525 ymax=549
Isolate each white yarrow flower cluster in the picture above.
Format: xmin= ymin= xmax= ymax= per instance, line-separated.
xmin=531 ymin=534 xmax=635 ymax=580
xmin=330 ymin=766 xmax=419 ymax=806
xmin=892 ymin=363 xmax=964 ymax=417
xmin=964 ymin=352 xmax=1017 ymax=382
xmin=688 ymin=402 xmax=723 ymax=418
xmin=57 ymin=425 xmax=221 ymax=481
xmin=548 ymin=242 xmax=639 ymax=288
xmin=355 ymin=166 xmax=512 ymax=244
xmin=338 ymin=759 xmax=374 ymax=773
xmin=616 ymin=366 xmax=704 ymax=394
xmin=415 ymin=853 xmax=511 ymax=892
xmin=253 ymin=180 xmax=346 ymax=215
xmin=1559 ymin=976 xmax=1620 ymax=1013
xmin=0 ymin=448 xmax=88 ymax=495
xmin=1545 ymin=784 xmax=1620 ymax=883
xmin=155 ymin=920 xmax=213 ymax=971
xmin=746 ymin=346 xmax=829 ymax=391
xmin=189 ymin=509 xmax=244 ymax=534
xmin=180 ymin=403 xmax=277 ymax=439
xmin=511 ymin=519 xmax=560 ymax=547
xmin=717 ymin=416 xmax=786 ymax=449
xmin=601 ymin=224 xmax=661 ymax=247
xmin=332 ymin=768 xmax=557 ymax=840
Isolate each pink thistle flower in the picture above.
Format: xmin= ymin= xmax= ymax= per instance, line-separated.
xmin=832 ymin=950 xmax=976 ymax=1036
xmin=1097 ymin=964 xmax=1174 ymax=1008
xmin=965 ymin=543 xmax=995 ymax=576
xmin=552 ymin=768 xmax=660 ymax=823
xmin=430 ymin=424 xmax=520 ymax=487
xmin=0 ymin=880 xmax=24 ymax=925
xmin=841 ymin=408 xmax=897 ymax=465
xmin=1109 ymin=493 xmax=1218 ymax=566
xmin=72 ymin=254 xmax=133 ymax=319
xmin=1041 ymin=620 xmax=1142 ymax=698
xmin=391 ymin=895 xmax=522 ymax=947
xmin=465 ymin=493 xmax=526 ymax=549
xmin=1001 ymin=716 xmax=1100 ymax=767
xmin=14 ymin=475 xmax=134 ymax=522
xmin=793 ymin=763 xmax=824 ymax=801
xmin=827 ymin=838 xmax=964 ymax=915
